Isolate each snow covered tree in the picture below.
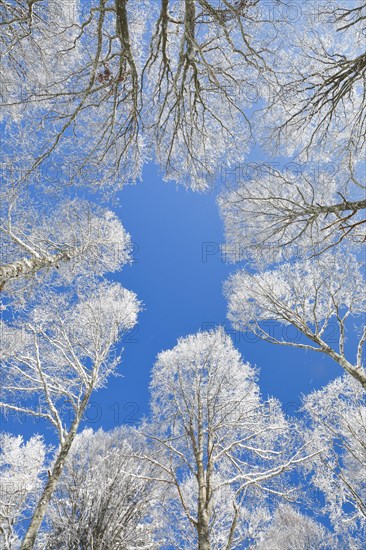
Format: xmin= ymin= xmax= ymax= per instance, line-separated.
xmin=141 ymin=0 xmax=268 ymax=189
xmin=0 ymin=0 xmax=278 ymax=190
xmin=302 ymin=376 xmax=366 ymax=547
xmin=2 ymin=1 xmax=364 ymax=189
xmin=0 ymin=434 xmax=46 ymax=550
xmin=255 ymin=504 xmax=337 ymax=550
xmin=217 ymin=2 xmax=365 ymax=266
xmin=0 ymin=0 xmax=151 ymax=188
xmin=0 ymin=281 xmax=140 ymax=549
xmin=219 ymin=163 xmax=365 ymax=265
xmin=224 ymin=251 xmax=366 ymax=388
xmin=259 ymin=1 xmax=366 ymax=161
xmin=142 ymin=328 xmax=311 ymax=549
xmin=42 ymin=427 xmax=159 ymax=549
xmin=0 ymin=188 xmax=132 ymax=295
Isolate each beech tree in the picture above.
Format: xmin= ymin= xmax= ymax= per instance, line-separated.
xmin=142 ymin=0 xmax=268 ymax=189
xmin=0 ymin=281 xmax=140 ymax=549
xmin=0 ymin=434 xmax=46 ymax=550
xmin=302 ymin=376 xmax=366 ymax=546
xmin=1 ymin=0 xmax=151 ymax=188
xmin=0 ymin=0 xmax=277 ymax=190
xmin=0 ymin=189 xmax=132 ymax=295
xmin=224 ymin=251 xmax=366 ymax=388
xmin=0 ymin=1 xmax=364 ymax=545
xmin=142 ymin=329 xmax=312 ymax=549
xmin=42 ymin=427 xmax=159 ymax=549
xmin=219 ymin=164 xmax=366 ymax=265
xmin=2 ymin=1 xmax=364 ymax=189
xmin=217 ymin=2 xmax=365 ymax=267
xmin=259 ymin=1 xmax=366 ymax=160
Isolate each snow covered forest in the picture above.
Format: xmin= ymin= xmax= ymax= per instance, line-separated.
xmin=0 ymin=0 xmax=365 ymax=548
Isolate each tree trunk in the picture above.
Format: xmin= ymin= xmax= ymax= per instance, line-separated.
xmin=196 ymin=386 xmax=211 ymax=550
xmin=308 ymin=332 xmax=366 ymax=390
xmin=184 ymin=0 xmax=196 ymax=58
xmin=197 ymin=513 xmax=211 ymax=550
xmin=0 ymin=249 xmax=73 ymax=290
xmin=20 ymin=395 xmax=89 ymax=550
xmin=323 ymin=345 xmax=366 ymax=390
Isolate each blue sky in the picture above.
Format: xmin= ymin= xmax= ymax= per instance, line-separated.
xmin=3 ymin=161 xmax=345 ymax=440
xmin=85 ymin=162 xmax=342 ymax=432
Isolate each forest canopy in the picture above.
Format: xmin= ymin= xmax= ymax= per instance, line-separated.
xmin=0 ymin=1 xmax=365 ymax=549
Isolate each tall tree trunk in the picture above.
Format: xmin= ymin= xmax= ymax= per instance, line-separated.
xmin=197 ymin=512 xmax=211 ymax=550
xmin=196 ymin=386 xmax=211 ymax=550
xmin=20 ymin=395 xmax=90 ymax=550
xmin=197 ymin=468 xmax=211 ymax=550
xmin=0 ymin=249 xmax=74 ymax=290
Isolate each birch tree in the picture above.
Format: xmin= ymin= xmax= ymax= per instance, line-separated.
xmin=302 ymin=376 xmax=366 ymax=546
xmin=0 ymin=189 xmax=132 ymax=295
xmin=224 ymin=251 xmax=366 ymax=388
xmin=0 ymin=281 xmax=140 ymax=549
xmin=142 ymin=328 xmax=311 ymax=549
xmin=42 ymin=427 xmax=159 ymax=549
xmin=0 ymin=434 xmax=46 ymax=550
